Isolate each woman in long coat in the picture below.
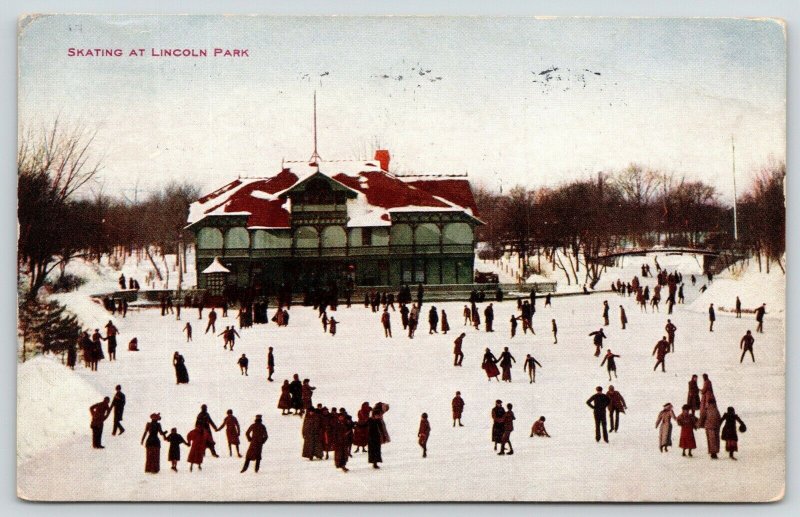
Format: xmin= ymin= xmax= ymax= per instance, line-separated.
xmin=173 ymin=352 xmax=189 ymax=384
xmin=301 ymin=380 xmax=316 ymax=411
xmin=703 ymin=397 xmax=722 ymax=459
xmin=241 ymin=415 xmax=268 ymax=473
xmin=334 ymin=412 xmax=354 ymax=472
xmin=166 ymin=428 xmax=188 ymax=471
xmin=301 ymin=408 xmax=323 ymax=460
xmin=441 ymin=310 xmax=450 ymax=334
xmin=367 ymin=402 xmax=390 ymax=469
xmin=720 ymin=407 xmax=746 ymax=460
xmin=676 ymin=404 xmax=698 ymax=457
xmin=698 ymin=374 xmax=714 ymax=425
xmin=687 ymin=375 xmax=701 ymax=414
xmin=278 ymin=380 xmax=292 ymax=415
xmin=219 ymin=409 xmax=242 ymax=458
xmin=140 ymin=413 xmax=167 ymax=473
xmin=655 ymin=403 xmax=677 ymax=452
xmin=186 ymin=425 xmax=209 ymax=471
xmin=482 ymin=348 xmax=500 ymax=382
xmin=352 ymin=402 xmax=371 ymax=452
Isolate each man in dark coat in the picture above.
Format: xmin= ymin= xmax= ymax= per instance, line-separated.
xmin=523 ymin=354 xmax=543 ymax=383
xmin=452 ymin=391 xmax=465 ymax=427
xmin=708 ymin=304 xmax=716 ymax=332
xmin=491 ymin=400 xmax=506 ymax=451
xmin=484 ymin=303 xmax=495 ymax=332
xmin=735 ymin=296 xmax=742 ymax=318
xmin=453 ymin=333 xmax=465 ymax=366
xmin=602 ymin=301 xmax=610 ymax=326
xmin=206 ymin=308 xmax=217 ymax=334
xmin=586 ymin=387 xmax=610 ymax=443
xmin=267 ymin=347 xmax=275 ymax=381
xmin=589 ymin=329 xmax=607 ymax=357
xmin=665 ymin=320 xmax=677 ymax=352
xmin=652 ymin=336 xmax=670 ymax=372
xmin=289 ymin=374 xmax=303 ymax=415
xmin=619 ymin=306 xmax=627 ymax=330
xmin=740 ymin=330 xmax=756 ymax=363
xmin=241 ymin=415 xmax=268 ymax=473
xmin=755 ymin=303 xmax=766 ymax=333
xmin=110 ymin=385 xmax=126 ymax=436
xmin=428 ymin=306 xmax=439 ymax=334
xmin=89 ymin=397 xmax=111 ymax=448
xmin=334 ymin=411 xmax=354 ymax=472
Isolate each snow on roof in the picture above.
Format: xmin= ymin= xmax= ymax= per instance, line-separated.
xmin=187 ymin=159 xmax=481 ymax=229
xmin=202 ymin=257 xmax=231 ymax=274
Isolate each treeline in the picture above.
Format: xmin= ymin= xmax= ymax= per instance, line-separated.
xmin=474 ymin=162 xmax=785 ymax=286
xmin=18 ymin=121 xmax=199 ymax=294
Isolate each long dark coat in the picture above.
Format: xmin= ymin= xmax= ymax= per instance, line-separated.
xmin=367 ymin=416 xmax=389 ymax=464
xmin=245 ymin=422 xmax=268 ymax=460
xmin=720 ymin=412 xmax=744 ymax=442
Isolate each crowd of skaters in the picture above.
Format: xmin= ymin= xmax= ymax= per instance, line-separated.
xmin=77 ymin=255 xmax=773 ymax=480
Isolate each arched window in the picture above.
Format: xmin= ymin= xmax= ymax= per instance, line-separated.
xmin=321 ymin=226 xmax=347 ymax=247
xmin=390 ymin=224 xmax=412 ymax=245
xmin=197 ymin=227 xmax=223 ymax=249
xmin=224 ymin=227 xmax=250 ymax=249
xmin=252 ymin=230 xmax=291 ymax=249
xmin=294 ymin=226 xmax=319 ymax=248
xmin=443 ymin=222 xmax=473 ymax=244
xmin=415 ymin=223 xmax=441 ymax=245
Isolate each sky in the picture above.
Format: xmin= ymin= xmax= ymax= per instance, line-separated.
xmin=18 ymin=15 xmax=786 ymax=202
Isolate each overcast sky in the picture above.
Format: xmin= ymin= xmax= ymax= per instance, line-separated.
xmin=18 ymin=15 xmax=785 ymax=202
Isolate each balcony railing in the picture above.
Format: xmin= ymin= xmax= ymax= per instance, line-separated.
xmin=197 ymin=243 xmax=474 ymax=260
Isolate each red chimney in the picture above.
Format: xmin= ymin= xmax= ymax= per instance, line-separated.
xmin=374 ymin=149 xmax=390 ymax=172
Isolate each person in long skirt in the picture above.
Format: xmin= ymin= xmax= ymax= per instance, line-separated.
xmin=186 ymin=424 xmax=209 ymax=471
xmin=441 ymin=309 xmax=450 ymax=334
xmin=452 ymin=391 xmax=465 ymax=427
xmin=301 ymin=407 xmax=323 ymax=461
xmin=482 ymin=348 xmax=500 ymax=382
xmin=219 ymin=409 xmax=242 ymax=457
xmin=241 ymin=415 xmax=268 ymax=473
xmin=166 ymin=427 xmax=188 ymax=471
xmin=687 ymin=375 xmax=701 ymax=415
xmin=278 ymin=380 xmax=292 ymax=415
xmin=173 ymin=352 xmax=189 ymax=384
xmin=720 ymin=407 xmax=746 ymax=460
xmin=498 ymin=347 xmax=516 ymax=382
xmin=353 ymin=402 xmax=371 ymax=453
xmin=418 ymin=413 xmax=430 ymax=458
xmin=655 ymin=403 xmax=677 ymax=452
xmin=676 ymin=404 xmax=698 ymax=457
xmin=367 ymin=402 xmax=390 ymax=469
xmin=140 ymin=413 xmax=167 ymax=473
xmin=703 ymin=397 xmax=722 ymax=459
xmin=699 ymin=374 xmax=714 ymax=426
xmin=334 ymin=411 xmax=354 ymax=472
xmin=491 ymin=400 xmax=506 ymax=451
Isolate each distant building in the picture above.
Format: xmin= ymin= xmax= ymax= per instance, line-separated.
xmin=186 ymin=150 xmax=482 ymax=296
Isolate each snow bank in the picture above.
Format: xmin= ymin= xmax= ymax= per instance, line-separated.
xmin=17 ymin=356 xmax=103 ymax=463
xmin=688 ymin=267 xmax=784 ymax=319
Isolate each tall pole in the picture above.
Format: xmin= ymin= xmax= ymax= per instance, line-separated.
xmin=309 ymin=91 xmax=321 ymax=165
xmin=731 ymin=135 xmax=739 ymax=241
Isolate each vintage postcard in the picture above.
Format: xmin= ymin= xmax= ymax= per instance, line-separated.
xmin=16 ymin=15 xmax=785 ymax=501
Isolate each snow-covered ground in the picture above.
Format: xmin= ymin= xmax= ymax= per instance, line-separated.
xmin=17 ymin=256 xmax=784 ymax=502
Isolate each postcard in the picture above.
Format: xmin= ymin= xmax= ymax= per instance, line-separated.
xmin=16 ymin=15 xmax=785 ymax=501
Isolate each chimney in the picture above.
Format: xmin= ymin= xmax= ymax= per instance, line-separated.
xmin=374 ymin=149 xmax=390 ymax=172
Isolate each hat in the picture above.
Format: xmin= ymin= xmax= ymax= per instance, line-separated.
xmin=682 ymin=404 xmax=690 ymax=410
xmin=255 ymin=414 xmax=262 ymax=420
xmin=663 ymin=402 xmax=672 ymax=408
xmin=150 ymin=413 xmax=161 ymax=420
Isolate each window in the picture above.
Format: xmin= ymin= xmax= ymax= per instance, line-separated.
xmin=361 ymin=228 xmax=372 ymax=246
xmin=197 ymin=227 xmax=223 ymax=249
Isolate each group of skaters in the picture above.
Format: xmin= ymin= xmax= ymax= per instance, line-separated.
xmin=91 ymin=395 xmax=270 ymax=473
xmin=70 ymin=320 xmax=123 ymax=371
xmin=656 ymin=373 xmax=747 ymax=460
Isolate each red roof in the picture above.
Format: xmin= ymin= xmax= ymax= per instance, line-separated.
xmin=403 ymin=179 xmax=481 ymax=218
xmin=188 ymin=162 xmax=480 ymax=229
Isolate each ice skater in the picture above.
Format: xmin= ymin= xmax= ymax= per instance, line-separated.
xmin=523 ymin=354 xmax=543 ymax=383
xmin=600 ymin=349 xmax=620 ymax=381
xmin=452 ymin=391 xmax=465 ymax=427
xmin=418 ymin=413 xmax=430 ymax=458
xmin=739 ymin=330 xmax=755 ymax=363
